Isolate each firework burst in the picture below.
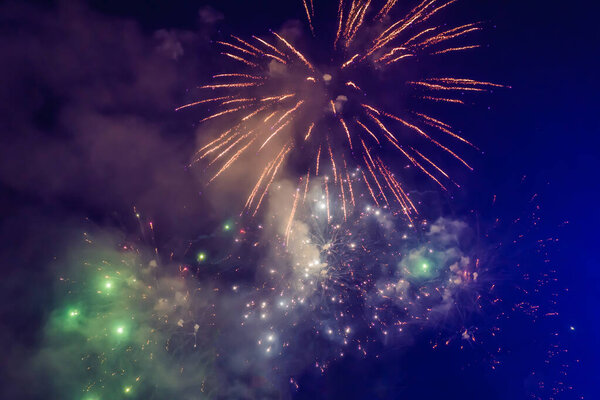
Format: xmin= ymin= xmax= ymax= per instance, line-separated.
xmin=226 ymin=179 xmax=484 ymax=370
xmin=180 ymin=0 xmax=506 ymax=220
xmin=36 ymin=229 xmax=217 ymax=399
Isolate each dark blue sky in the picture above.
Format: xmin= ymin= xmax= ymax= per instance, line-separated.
xmin=0 ymin=0 xmax=597 ymax=398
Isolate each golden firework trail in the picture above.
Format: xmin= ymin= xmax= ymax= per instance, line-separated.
xmin=304 ymin=123 xmax=315 ymax=141
xmin=252 ymin=145 xmax=292 ymax=216
xmin=327 ymin=140 xmax=338 ymax=182
xmin=339 ymin=170 xmax=348 ymax=221
xmin=342 ymin=54 xmax=360 ymax=68
xmin=345 ymin=81 xmax=362 ymax=91
xmin=325 ymin=177 xmax=330 ymax=220
xmin=178 ymin=0 xmax=505 ymax=222
xmin=285 ymin=186 xmax=300 ymax=246
xmin=315 ymin=145 xmax=321 ymax=176
xmin=303 ymin=0 xmax=316 ymax=35
xmin=343 ymin=159 xmax=356 ymax=206
xmin=431 ymin=44 xmax=481 ymax=55
xmin=303 ymin=171 xmax=311 ymax=201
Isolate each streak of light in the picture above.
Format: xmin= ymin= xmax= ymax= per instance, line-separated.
xmin=355 ymin=118 xmax=381 ymax=145
xmin=273 ymin=32 xmax=315 ymax=72
xmin=346 ymin=81 xmax=362 ymax=91
xmin=340 ymin=118 xmax=353 ymax=150
xmin=285 ymin=187 xmax=300 ymax=246
xmin=221 ymin=53 xmax=258 ymax=67
xmin=316 ymin=145 xmax=321 ymax=175
xmin=421 ymin=96 xmax=464 ymax=104
xmin=252 ymin=35 xmax=287 ymax=58
xmin=328 ymin=140 xmax=337 ymax=181
xmin=361 ymin=170 xmax=380 ymax=206
xmin=253 ymin=145 xmax=293 ymax=215
xmin=431 ymin=45 xmax=481 ymax=55
xmin=344 ymin=159 xmax=356 ymax=206
xmin=304 ymin=123 xmax=315 ymax=141
xmin=210 ymin=137 xmax=257 ymax=183
xmin=342 ymin=54 xmax=360 ymax=69
xmin=217 ymin=41 xmax=258 ymax=56
xmin=383 ymin=112 xmax=473 ymax=170
xmin=175 ymin=96 xmax=234 ymax=111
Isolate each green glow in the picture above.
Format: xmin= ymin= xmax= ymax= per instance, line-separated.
xmin=222 ymin=219 xmax=234 ymax=232
xmin=40 ymin=237 xmax=213 ymax=398
xmin=197 ymin=252 xmax=206 ymax=262
xmin=113 ymin=324 xmax=128 ymax=338
xmin=99 ymin=276 xmax=117 ymax=295
xmin=61 ymin=305 xmax=83 ymax=331
xmin=407 ymin=255 xmax=438 ymax=280
xmin=99 ymin=277 xmax=114 ymax=293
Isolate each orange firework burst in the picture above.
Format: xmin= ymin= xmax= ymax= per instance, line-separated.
xmin=179 ymin=0 xmax=507 ymax=220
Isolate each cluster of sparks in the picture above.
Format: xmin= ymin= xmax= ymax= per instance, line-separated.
xmin=179 ymin=0 xmax=507 ymax=221
xmin=38 ymin=195 xmax=579 ymax=398
xmin=217 ymin=182 xmax=579 ymax=398
xmin=229 ymin=177 xmax=483 ymax=366
xmin=42 ymin=232 xmax=213 ymax=399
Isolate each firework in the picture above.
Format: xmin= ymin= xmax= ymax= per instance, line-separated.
xmin=35 ymin=228 xmax=216 ymax=399
xmin=228 ymin=178 xmax=483 ymax=369
xmin=30 ymin=186 xmax=577 ymax=399
xmin=180 ymin=0 xmax=506 ymax=220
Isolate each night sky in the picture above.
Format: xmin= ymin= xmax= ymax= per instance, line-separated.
xmin=0 ymin=0 xmax=597 ymax=399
